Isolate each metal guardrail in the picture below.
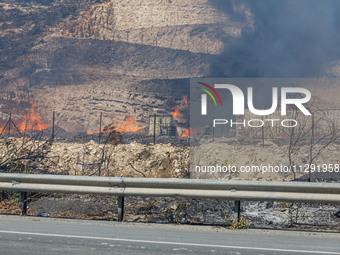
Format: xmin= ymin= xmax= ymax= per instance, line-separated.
xmin=0 ymin=173 xmax=340 ymax=221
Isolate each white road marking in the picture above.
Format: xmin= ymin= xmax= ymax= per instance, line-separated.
xmin=0 ymin=230 xmax=339 ymax=254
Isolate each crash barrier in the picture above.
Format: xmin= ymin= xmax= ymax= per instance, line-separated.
xmin=0 ymin=173 xmax=339 ymax=221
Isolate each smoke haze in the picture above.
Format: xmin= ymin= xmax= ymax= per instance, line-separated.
xmin=210 ymin=0 xmax=340 ymax=77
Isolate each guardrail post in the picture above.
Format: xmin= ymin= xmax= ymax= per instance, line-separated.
xmin=118 ymin=196 xmax=124 ymax=222
xmin=234 ymin=200 xmax=241 ymax=222
xmin=20 ymin=192 xmax=27 ymax=216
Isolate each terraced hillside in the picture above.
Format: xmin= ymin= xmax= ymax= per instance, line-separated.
xmin=0 ymin=0 xmax=250 ymax=133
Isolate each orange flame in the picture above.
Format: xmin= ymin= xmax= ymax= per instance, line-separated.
xmin=183 ymin=95 xmax=188 ymax=105
xmin=87 ymin=130 xmax=93 ymax=135
xmin=170 ymin=96 xmax=189 ymax=121
xmin=18 ymin=100 xmax=49 ymax=132
xmin=0 ymin=124 xmax=9 ymax=134
xmin=180 ymin=128 xmax=194 ymax=137
xmin=170 ymin=105 xmax=181 ymax=120
xmin=114 ymin=116 xmax=143 ymax=133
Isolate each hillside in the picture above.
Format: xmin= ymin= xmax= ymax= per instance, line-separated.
xmin=0 ymin=0 xmax=250 ymax=134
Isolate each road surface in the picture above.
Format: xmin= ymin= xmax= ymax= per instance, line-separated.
xmin=0 ymin=215 xmax=339 ymax=254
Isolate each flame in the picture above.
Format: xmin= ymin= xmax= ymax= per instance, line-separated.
xmin=183 ymin=95 xmax=188 ymax=105
xmin=0 ymin=124 xmax=8 ymax=134
xmin=170 ymin=95 xmax=189 ymax=121
xmin=87 ymin=130 xmax=93 ymax=135
xmin=170 ymin=105 xmax=181 ymax=120
xmin=114 ymin=116 xmax=143 ymax=133
xmin=0 ymin=120 xmax=10 ymax=134
xmin=180 ymin=128 xmax=194 ymax=137
xmin=97 ymin=129 xmax=104 ymax=134
xmin=18 ymin=100 xmax=49 ymax=132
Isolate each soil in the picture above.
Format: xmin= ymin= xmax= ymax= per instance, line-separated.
xmin=1 ymin=193 xmax=339 ymax=231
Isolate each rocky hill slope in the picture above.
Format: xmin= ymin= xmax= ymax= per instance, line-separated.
xmin=0 ymin=0 xmax=250 ymax=134
xmin=2 ymin=0 xmax=340 ymax=135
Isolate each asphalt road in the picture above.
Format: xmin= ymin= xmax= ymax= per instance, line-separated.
xmin=0 ymin=215 xmax=339 ymax=255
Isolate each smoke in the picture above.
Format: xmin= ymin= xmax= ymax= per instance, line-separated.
xmin=210 ymin=0 xmax=340 ymax=77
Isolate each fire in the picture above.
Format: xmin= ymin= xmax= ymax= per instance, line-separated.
xmin=0 ymin=121 xmax=11 ymax=134
xmin=0 ymin=125 xmax=8 ymax=134
xmin=87 ymin=130 xmax=93 ymax=135
xmin=180 ymin=128 xmax=194 ymax=137
xmin=170 ymin=95 xmax=189 ymax=121
xmin=114 ymin=116 xmax=143 ymax=133
xmin=18 ymin=100 xmax=49 ymax=132
xmin=170 ymin=105 xmax=181 ymax=119
xmin=183 ymin=95 xmax=188 ymax=105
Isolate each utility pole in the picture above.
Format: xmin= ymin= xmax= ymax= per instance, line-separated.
xmin=99 ymin=112 xmax=102 ymax=144
xmin=52 ymin=111 xmax=55 ymax=139
xmin=153 ymin=113 xmax=157 ymax=145
xmin=8 ymin=112 xmax=11 ymax=134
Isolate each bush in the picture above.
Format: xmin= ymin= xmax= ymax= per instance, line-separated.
xmin=229 ymin=217 xmax=252 ymax=229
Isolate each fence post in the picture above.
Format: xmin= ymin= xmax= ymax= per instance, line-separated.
xmin=52 ymin=111 xmax=55 ymax=139
xmin=118 ymin=196 xmax=124 ymax=222
xmin=234 ymin=200 xmax=241 ymax=222
xmin=153 ymin=114 xmax=157 ymax=145
xmin=20 ymin=192 xmax=27 ymax=216
xmin=98 ymin=112 xmax=102 ymax=144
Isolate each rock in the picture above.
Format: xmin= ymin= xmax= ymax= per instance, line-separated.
xmin=37 ymin=212 xmax=50 ymax=217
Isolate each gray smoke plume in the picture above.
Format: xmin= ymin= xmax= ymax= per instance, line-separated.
xmin=210 ymin=0 xmax=340 ymax=77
